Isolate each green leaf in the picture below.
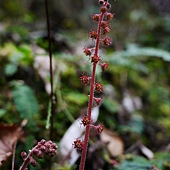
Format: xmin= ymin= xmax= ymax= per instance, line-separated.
xmin=116 ymin=159 xmax=152 ymax=170
xmin=12 ymin=83 xmax=39 ymax=119
xmin=0 ymin=109 xmax=6 ymax=117
xmin=64 ymin=92 xmax=88 ymax=105
xmin=119 ymin=115 xmax=144 ymax=134
xmin=114 ymin=44 xmax=170 ymax=62
xmin=5 ymin=63 xmax=18 ymax=76
xmin=103 ymin=98 xmax=119 ymax=113
xmin=116 ymin=153 xmax=170 ymax=170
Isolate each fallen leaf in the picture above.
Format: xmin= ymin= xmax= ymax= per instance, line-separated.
xmin=0 ymin=119 xmax=27 ymax=167
xmin=100 ymin=129 xmax=124 ymax=157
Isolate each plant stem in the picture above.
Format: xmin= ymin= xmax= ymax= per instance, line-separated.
xmin=79 ymin=63 xmax=97 ymax=170
xmin=19 ymin=149 xmax=34 ymax=170
xmin=79 ymin=11 xmax=105 ymax=170
xmin=44 ymin=0 xmax=55 ymax=140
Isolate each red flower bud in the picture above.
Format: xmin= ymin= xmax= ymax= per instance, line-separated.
xmin=100 ymin=6 xmax=107 ymax=13
xmin=40 ymin=139 xmax=46 ymax=145
xmin=89 ymin=30 xmax=98 ymax=39
xmin=99 ymin=62 xmax=108 ymax=72
xmin=73 ymin=139 xmax=84 ymax=151
xmin=91 ymin=54 xmax=100 ymax=63
xmin=106 ymin=3 xmax=111 ymax=9
xmin=95 ymin=83 xmax=103 ymax=93
xmin=94 ymin=97 xmax=102 ymax=105
xmin=101 ymin=21 xmax=108 ymax=29
xmin=21 ymin=151 xmax=27 ymax=160
xmin=81 ymin=116 xmax=91 ymax=126
xmin=90 ymin=124 xmax=104 ymax=134
xmin=96 ymin=124 xmax=104 ymax=134
xmin=83 ymin=47 xmax=92 ymax=56
xmin=91 ymin=14 xmax=100 ymax=22
xmin=106 ymin=12 xmax=114 ymax=21
xmin=103 ymin=37 xmax=111 ymax=46
xmin=30 ymin=157 xmax=37 ymax=167
xmin=99 ymin=0 xmax=104 ymax=5
xmin=80 ymin=74 xmax=91 ymax=85
xmin=103 ymin=27 xmax=111 ymax=34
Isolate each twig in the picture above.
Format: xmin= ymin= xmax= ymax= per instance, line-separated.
xmin=12 ymin=141 xmax=17 ymax=170
xmin=44 ymin=0 xmax=55 ymax=140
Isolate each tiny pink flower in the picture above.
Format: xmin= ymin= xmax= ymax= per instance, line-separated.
xmin=89 ymin=30 xmax=98 ymax=39
xmin=91 ymin=14 xmax=100 ymax=22
xmin=79 ymin=74 xmax=91 ymax=85
xmin=95 ymin=83 xmax=103 ymax=93
xmin=96 ymin=124 xmax=104 ymax=134
xmin=73 ymin=139 xmax=84 ymax=151
xmin=91 ymin=54 xmax=100 ymax=63
xmin=94 ymin=97 xmax=102 ymax=105
xmin=99 ymin=62 xmax=109 ymax=72
xmin=81 ymin=116 xmax=91 ymax=126
xmin=103 ymin=37 xmax=111 ymax=46
xmin=83 ymin=47 xmax=92 ymax=56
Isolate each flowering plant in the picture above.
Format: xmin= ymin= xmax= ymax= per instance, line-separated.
xmin=73 ymin=0 xmax=114 ymax=169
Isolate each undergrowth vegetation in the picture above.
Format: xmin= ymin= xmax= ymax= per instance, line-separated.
xmin=0 ymin=0 xmax=170 ymax=169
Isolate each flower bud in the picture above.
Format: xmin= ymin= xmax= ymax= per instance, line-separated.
xmin=91 ymin=14 xmax=100 ymax=22
xmin=106 ymin=3 xmax=111 ymax=9
xmin=101 ymin=6 xmax=107 ymax=13
xmin=95 ymin=83 xmax=103 ymax=93
xmin=21 ymin=151 xmax=27 ymax=160
xmin=94 ymin=97 xmax=102 ymax=105
xmin=80 ymin=74 xmax=91 ymax=85
xmin=96 ymin=124 xmax=104 ymax=134
xmin=81 ymin=116 xmax=91 ymax=126
xmin=99 ymin=0 xmax=104 ymax=5
xmin=73 ymin=139 xmax=84 ymax=151
xmin=40 ymin=139 xmax=46 ymax=145
xmin=83 ymin=47 xmax=92 ymax=56
xmin=106 ymin=12 xmax=114 ymax=21
xmin=101 ymin=21 xmax=108 ymax=29
xmin=103 ymin=37 xmax=111 ymax=46
xmin=99 ymin=62 xmax=108 ymax=72
xmin=103 ymin=27 xmax=111 ymax=34
xmin=91 ymin=54 xmax=100 ymax=63
xmin=89 ymin=30 xmax=98 ymax=39
xmin=30 ymin=157 xmax=37 ymax=167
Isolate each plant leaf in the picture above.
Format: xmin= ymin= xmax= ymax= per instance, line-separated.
xmin=12 ymin=83 xmax=39 ymax=119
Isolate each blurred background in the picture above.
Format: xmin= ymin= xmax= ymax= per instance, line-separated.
xmin=0 ymin=0 xmax=170 ymax=169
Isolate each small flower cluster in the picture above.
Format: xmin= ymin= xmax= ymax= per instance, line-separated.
xmin=74 ymin=0 xmax=113 ymax=155
xmin=20 ymin=139 xmax=58 ymax=169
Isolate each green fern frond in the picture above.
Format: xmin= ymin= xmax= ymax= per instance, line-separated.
xmin=12 ymin=83 xmax=39 ymax=119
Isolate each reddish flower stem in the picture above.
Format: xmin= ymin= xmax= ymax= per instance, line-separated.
xmin=19 ymin=148 xmax=34 ymax=170
xmin=79 ymin=11 xmax=105 ymax=170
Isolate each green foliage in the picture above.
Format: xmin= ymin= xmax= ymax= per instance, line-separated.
xmin=107 ymin=44 xmax=170 ymax=72
xmin=103 ymin=98 xmax=119 ymax=113
xmin=0 ymin=0 xmax=170 ymax=169
xmin=64 ymin=92 xmax=88 ymax=106
xmin=119 ymin=114 xmax=144 ymax=134
xmin=12 ymin=82 xmax=39 ymax=120
xmin=0 ymin=109 xmax=6 ymax=118
xmin=5 ymin=63 xmax=18 ymax=76
xmin=115 ymin=153 xmax=170 ymax=170
xmin=0 ymin=43 xmax=34 ymax=77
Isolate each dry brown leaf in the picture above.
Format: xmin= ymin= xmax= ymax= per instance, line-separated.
xmin=0 ymin=119 xmax=27 ymax=167
xmin=100 ymin=129 xmax=124 ymax=157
